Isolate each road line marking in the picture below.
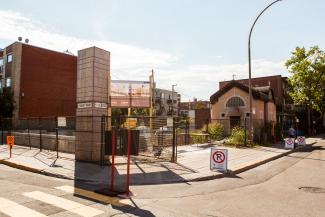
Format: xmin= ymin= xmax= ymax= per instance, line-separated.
xmin=0 ymin=197 xmax=47 ymax=217
xmin=23 ymin=191 xmax=104 ymax=217
xmin=55 ymin=185 xmax=129 ymax=207
xmin=55 ymin=185 xmax=74 ymax=193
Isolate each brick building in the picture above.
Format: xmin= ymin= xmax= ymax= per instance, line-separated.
xmin=210 ymin=80 xmax=276 ymax=135
xmin=0 ymin=42 xmax=77 ymax=122
xmin=219 ymin=75 xmax=292 ymax=114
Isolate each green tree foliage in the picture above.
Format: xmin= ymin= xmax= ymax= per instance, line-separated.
xmin=131 ymin=108 xmax=149 ymax=116
xmin=285 ymin=46 xmax=325 ymax=118
xmin=0 ymin=87 xmax=14 ymax=118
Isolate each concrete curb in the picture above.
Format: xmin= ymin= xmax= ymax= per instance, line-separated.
xmin=188 ymin=142 xmax=317 ymax=182
xmin=0 ymin=159 xmax=73 ymax=180
xmin=0 ymin=142 xmax=317 ymax=184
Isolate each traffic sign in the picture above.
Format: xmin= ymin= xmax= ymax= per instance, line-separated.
xmin=210 ymin=148 xmax=228 ymax=172
xmin=297 ymin=136 xmax=306 ymax=146
xmin=6 ymin=136 xmax=14 ymax=146
xmin=285 ymin=138 xmax=294 ymax=149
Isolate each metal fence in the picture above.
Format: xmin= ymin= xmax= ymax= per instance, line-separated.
xmin=1 ymin=115 xmax=279 ymax=163
xmin=101 ymin=115 xmax=177 ymax=164
xmin=0 ymin=116 xmax=76 ymax=155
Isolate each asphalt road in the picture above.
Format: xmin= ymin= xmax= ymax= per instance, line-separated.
xmin=0 ymin=138 xmax=324 ymax=217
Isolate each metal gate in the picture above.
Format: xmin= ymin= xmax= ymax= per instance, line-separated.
xmin=100 ymin=115 xmax=178 ymax=165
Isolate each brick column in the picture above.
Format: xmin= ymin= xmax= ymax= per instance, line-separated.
xmin=75 ymin=47 xmax=110 ymax=162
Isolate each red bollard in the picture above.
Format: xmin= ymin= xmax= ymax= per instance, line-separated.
xmin=110 ymin=129 xmax=116 ymax=192
xmin=126 ymin=129 xmax=131 ymax=196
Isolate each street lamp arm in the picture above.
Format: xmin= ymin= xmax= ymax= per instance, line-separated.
xmin=249 ymin=0 xmax=282 ymax=44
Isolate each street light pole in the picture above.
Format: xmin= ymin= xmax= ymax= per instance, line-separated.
xmin=248 ymin=0 xmax=282 ymax=143
xmin=172 ymin=84 xmax=177 ymax=116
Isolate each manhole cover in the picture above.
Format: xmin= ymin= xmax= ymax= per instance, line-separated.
xmin=299 ymin=187 xmax=325 ymax=193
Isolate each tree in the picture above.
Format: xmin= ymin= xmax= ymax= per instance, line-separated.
xmin=0 ymin=87 xmax=14 ymax=118
xmin=131 ymin=108 xmax=149 ymax=116
xmin=285 ymin=46 xmax=325 ymax=133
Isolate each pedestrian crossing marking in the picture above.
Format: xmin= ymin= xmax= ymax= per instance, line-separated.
xmin=23 ymin=191 xmax=104 ymax=217
xmin=0 ymin=197 xmax=47 ymax=217
xmin=55 ymin=185 xmax=129 ymax=207
xmin=55 ymin=185 xmax=74 ymax=193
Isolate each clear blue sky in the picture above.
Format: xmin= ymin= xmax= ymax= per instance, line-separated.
xmin=1 ymin=0 xmax=324 ymax=100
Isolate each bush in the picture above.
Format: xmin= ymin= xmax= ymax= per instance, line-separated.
xmin=228 ymin=126 xmax=246 ymax=147
xmin=204 ymin=123 xmax=224 ymax=141
xmin=190 ymin=132 xmax=206 ymax=144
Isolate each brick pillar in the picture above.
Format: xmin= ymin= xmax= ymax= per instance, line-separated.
xmin=75 ymin=47 xmax=110 ymax=162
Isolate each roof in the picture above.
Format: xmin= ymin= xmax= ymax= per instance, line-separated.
xmin=210 ymin=80 xmax=273 ymax=104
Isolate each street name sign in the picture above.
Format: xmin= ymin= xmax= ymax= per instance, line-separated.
xmin=210 ymin=148 xmax=228 ymax=172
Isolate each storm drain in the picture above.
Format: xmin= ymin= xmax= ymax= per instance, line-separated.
xmin=299 ymin=187 xmax=325 ymax=193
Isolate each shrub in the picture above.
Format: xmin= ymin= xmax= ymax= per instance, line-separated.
xmin=205 ymin=122 xmax=224 ymax=141
xmin=228 ymin=126 xmax=246 ymax=146
xmin=190 ymin=132 xmax=206 ymax=144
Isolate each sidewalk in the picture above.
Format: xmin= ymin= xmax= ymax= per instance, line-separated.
xmin=0 ymin=136 xmax=322 ymax=186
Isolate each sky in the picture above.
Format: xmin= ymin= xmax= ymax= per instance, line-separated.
xmin=1 ymin=0 xmax=325 ymax=101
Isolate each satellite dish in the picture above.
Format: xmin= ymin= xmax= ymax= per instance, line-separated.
xmin=18 ymin=36 xmax=22 ymax=42
xmin=25 ymin=38 xmax=29 ymax=44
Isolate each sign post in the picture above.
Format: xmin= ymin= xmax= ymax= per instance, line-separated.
xmin=210 ymin=148 xmax=228 ymax=172
xmin=7 ymin=136 xmax=14 ymax=158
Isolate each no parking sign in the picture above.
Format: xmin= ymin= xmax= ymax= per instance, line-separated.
xmin=297 ymin=136 xmax=306 ymax=146
xmin=210 ymin=148 xmax=228 ymax=172
xmin=285 ymin=138 xmax=295 ymax=149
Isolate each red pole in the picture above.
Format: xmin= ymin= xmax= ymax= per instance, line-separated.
xmin=126 ymin=129 xmax=131 ymax=196
xmin=110 ymin=129 xmax=115 ymax=192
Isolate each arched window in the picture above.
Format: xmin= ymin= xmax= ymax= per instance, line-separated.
xmin=226 ymin=97 xmax=245 ymax=107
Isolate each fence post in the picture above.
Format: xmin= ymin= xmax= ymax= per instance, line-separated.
xmin=39 ymin=117 xmax=42 ymax=151
xmin=55 ymin=116 xmax=59 ymax=158
xmin=172 ymin=117 xmax=176 ymax=162
xmin=186 ymin=119 xmax=189 ymax=145
xmin=244 ymin=117 xmax=247 ymax=146
xmin=1 ymin=117 xmax=3 ymax=145
xmin=27 ymin=117 xmax=31 ymax=149
xmin=110 ymin=127 xmax=116 ymax=192
xmin=126 ymin=126 xmax=131 ymax=196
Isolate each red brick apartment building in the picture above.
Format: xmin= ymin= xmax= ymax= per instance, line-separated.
xmin=0 ymin=42 xmax=77 ymax=122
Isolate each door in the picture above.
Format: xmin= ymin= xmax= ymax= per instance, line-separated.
xmin=230 ymin=116 xmax=241 ymax=129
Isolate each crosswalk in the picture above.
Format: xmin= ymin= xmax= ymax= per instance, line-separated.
xmin=0 ymin=185 xmax=110 ymax=217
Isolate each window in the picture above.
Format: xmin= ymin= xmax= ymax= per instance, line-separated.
xmin=0 ymin=58 xmax=3 ymax=66
xmin=226 ymin=96 xmax=245 ymax=107
xmin=7 ymin=54 xmax=12 ymax=63
xmin=6 ymin=78 xmax=11 ymax=87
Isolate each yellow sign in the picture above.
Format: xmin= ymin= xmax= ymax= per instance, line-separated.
xmin=122 ymin=118 xmax=137 ymax=129
xmin=7 ymin=136 xmax=14 ymax=146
